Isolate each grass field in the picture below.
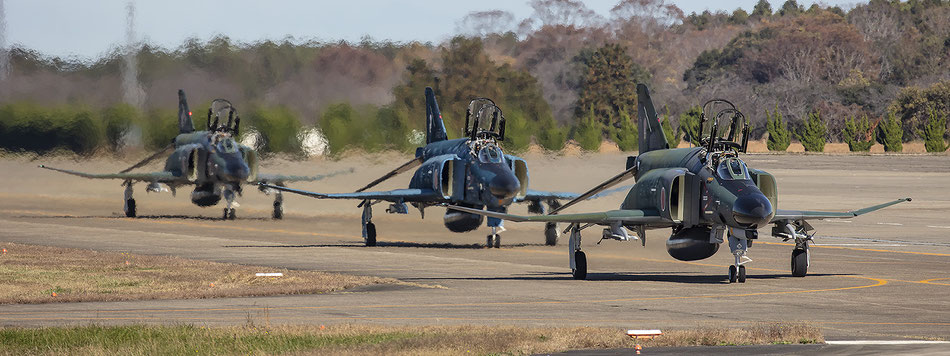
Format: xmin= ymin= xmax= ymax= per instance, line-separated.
xmin=0 ymin=323 xmax=823 ymax=355
xmin=0 ymin=243 xmax=411 ymax=304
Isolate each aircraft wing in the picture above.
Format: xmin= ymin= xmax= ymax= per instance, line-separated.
xmin=260 ymin=183 xmax=443 ymax=202
xmin=771 ymin=198 xmax=911 ymax=222
xmin=252 ymin=168 xmax=354 ymax=185
xmin=39 ymin=165 xmax=180 ymax=182
xmin=522 ymin=184 xmax=633 ymax=202
xmin=447 ymin=205 xmax=666 ymax=224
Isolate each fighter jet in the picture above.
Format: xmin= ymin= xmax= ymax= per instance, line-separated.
xmin=262 ymin=87 xmax=625 ymax=248
xmin=449 ymin=84 xmax=910 ymax=282
xmin=40 ymin=90 xmax=347 ymax=220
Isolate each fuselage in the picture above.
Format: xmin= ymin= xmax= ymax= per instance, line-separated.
xmin=622 ymin=147 xmax=775 ymax=231
xmin=407 ymin=138 xmax=526 ymax=233
xmin=161 ymin=130 xmax=254 ymax=207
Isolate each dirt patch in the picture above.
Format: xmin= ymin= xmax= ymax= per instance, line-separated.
xmin=0 ymin=242 xmax=415 ymax=304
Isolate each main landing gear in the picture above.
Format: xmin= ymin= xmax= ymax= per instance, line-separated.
xmin=529 ymin=200 xmax=561 ymax=246
xmin=568 ymin=224 xmax=587 ymax=280
xmin=272 ymin=190 xmax=283 ymax=220
xmin=123 ymin=181 xmax=136 ymax=217
xmin=361 ymin=202 xmax=377 ymax=247
xmin=774 ymin=221 xmax=812 ymax=277
xmin=545 ymin=222 xmax=559 ymax=246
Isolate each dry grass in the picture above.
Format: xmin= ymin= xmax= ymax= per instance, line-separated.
xmin=0 ymin=242 xmax=412 ymax=304
xmin=0 ymin=323 xmax=823 ymax=355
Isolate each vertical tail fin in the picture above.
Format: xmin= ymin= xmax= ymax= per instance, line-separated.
xmin=637 ymin=84 xmax=669 ymax=154
xmin=177 ymin=89 xmax=195 ymax=134
xmin=425 ymin=87 xmax=448 ymax=144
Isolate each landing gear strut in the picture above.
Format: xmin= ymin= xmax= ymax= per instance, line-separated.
xmin=361 ymin=202 xmax=376 ymax=246
xmin=123 ymin=181 xmax=136 ymax=218
xmin=222 ymin=188 xmax=237 ymax=220
xmin=727 ymin=229 xmax=751 ymax=283
xmin=568 ymin=224 xmax=587 ymax=280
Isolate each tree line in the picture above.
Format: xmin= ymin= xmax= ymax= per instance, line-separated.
xmin=0 ymin=0 xmax=948 ymax=155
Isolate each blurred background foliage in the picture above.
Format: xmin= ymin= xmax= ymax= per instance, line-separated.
xmin=1 ymin=0 xmax=949 ymax=155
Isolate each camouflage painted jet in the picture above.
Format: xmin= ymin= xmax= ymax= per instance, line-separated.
xmin=449 ymin=84 xmax=910 ymax=282
xmin=40 ymin=90 xmax=347 ymax=220
xmin=262 ymin=87 xmax=625 ymax=248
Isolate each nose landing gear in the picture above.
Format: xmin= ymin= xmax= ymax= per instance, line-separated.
xmin=727 ymin=229 xmax=751 ymax=283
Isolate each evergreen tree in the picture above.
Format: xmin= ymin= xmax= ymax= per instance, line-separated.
xmin=921 ymin=106 xmax=949 ymax=152
xmin=574 ymin=106 xmax=603 ymax=151
xmin=843 ymin=114 xmax=874 ymax=152
xmin=576 ymin=43 xmax=643 ymax=128
xmin=878 ymin=112 xmax=903 ymax=152
xmin=661 ymin=107 xmax=681 ymax=148
xmin=766 ymin=107 xmax=791 ymax=151
xmin=798 ymin=111 xmax=827 ymax=152
xmin=612 ymin=109 xmax=639 ymax=152
xmin=679 ymin=105 xmax=703 ymax=146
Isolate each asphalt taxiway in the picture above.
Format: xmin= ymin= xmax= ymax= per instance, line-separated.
xmin=0 ymin=153 xmax=948 ymax=342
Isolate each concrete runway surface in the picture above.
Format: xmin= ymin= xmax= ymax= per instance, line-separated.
xmin=1 ymin=153 xmax=948 ymax=344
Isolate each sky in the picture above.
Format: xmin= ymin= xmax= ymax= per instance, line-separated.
xmin=3 ymin=0 xmax=858 ymax=60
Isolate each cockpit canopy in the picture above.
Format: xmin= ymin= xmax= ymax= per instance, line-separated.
xmin=716 ymin=157 xmax=750 ymax=180
xmin=212 ymin=133 xmax=239 ymax=153
xmin=476 ymin=144 xmax=505 ymax=164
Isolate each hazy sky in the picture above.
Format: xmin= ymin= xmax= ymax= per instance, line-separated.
xmin=4 ymin=0 xmax=857 ymax=59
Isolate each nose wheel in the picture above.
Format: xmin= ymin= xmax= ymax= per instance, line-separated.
xmin=486 ymin=234 xmax=501 ymax=248
xmin=729 ymin=265 xmax=746 ymax=283
xmin=486 ymin=225 xmax=502 ymax=248
xmin=223 ymin=208 xmax=236 ymax=220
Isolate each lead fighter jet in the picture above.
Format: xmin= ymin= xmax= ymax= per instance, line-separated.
xmin=262 ymin=87 xmax=625 ymax=248
xmin=40 ymin=90 xmax=348 ymax=220
xmin=449 ymin=84 xmax=910 ymax=282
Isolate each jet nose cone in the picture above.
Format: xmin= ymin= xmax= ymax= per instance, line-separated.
xmin=732 ymin=194 xmax=773 ymax=228
xmin=489 ymin=174 xmax=521 ymax=200
xmin=221 ymin=162 xmax=250 ymax=182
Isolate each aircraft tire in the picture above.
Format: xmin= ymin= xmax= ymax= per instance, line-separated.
xmin=544 ymin=223 xmax=558 ymax=246
xmin=223 ymin=208 xmax=236 ymax=220
xmin=125 ymin=199 xmax=136 ymax=218
xmin=791 ymin=249 xmax=808 ymax=277
xmin=729 ymin=265 xmax=738 ymax=283
xmin=365 ymin=223 xmax=377 ymax=247
xmin=272 ymin=201 xmax=283 ymax=220
xmin=493 ymin=234 xmax=501 ymax=248
xmin=486 ymin=235 xmax=494 ymax=248
xmin=738 ymin=265 xmax=746 ymax=283
xmin=572 ymin=251 xmax=587 ymax=280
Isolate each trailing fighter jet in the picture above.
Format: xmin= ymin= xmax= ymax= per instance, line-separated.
xmin=449 ymin=84 xmax=910 ymax=282
xmin=40 ymin=90 xmax=348 ymax=220
xmin=262 ymin=87 xmax=625 ymax=248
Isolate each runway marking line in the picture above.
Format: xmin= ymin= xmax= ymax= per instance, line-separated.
xmin=919 ymin=278 xmax=950 ymax=286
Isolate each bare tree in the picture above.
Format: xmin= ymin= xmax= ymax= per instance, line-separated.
xmin=456 ymin=10 xmax=516 ymax=37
